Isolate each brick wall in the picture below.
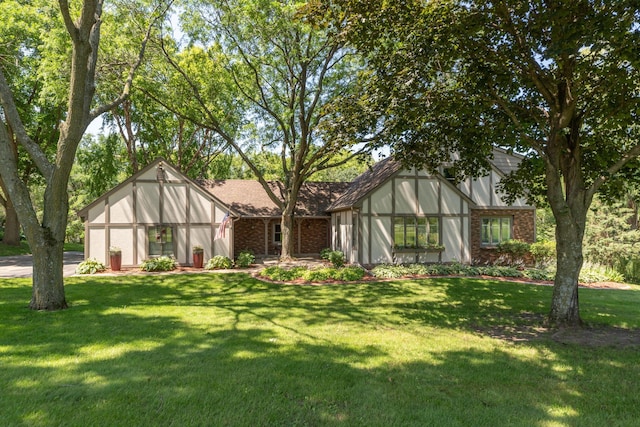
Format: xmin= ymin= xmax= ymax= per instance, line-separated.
xmin=470 ymin=208 xmax=536 ymax=265
xmin=297 ymin=218 xmax=330 ymax=254
xmin=233 ymin=217 xmax=330 ymax=258
xmin=233 ymin=219 xmax=266 ymax=258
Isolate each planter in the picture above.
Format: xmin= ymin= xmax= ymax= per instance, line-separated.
xmin=193 ymin=251 xmax=204 ymax=268
xmin=110 ymin=252 xmax=122 ymax=271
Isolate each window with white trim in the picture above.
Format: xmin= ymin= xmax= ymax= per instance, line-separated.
xmin=394 ymin=217 xmax=440 ymax=249
xmin=481 ymin=217 xmax=512 ymax=245
xmin=273 ymin=223 xmax=282 ymax=245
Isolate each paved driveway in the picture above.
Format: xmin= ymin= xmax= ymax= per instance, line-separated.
xmin=0 ymin=252 xmax=84 ymax=278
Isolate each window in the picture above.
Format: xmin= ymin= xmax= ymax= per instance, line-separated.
xmin=273 ymin=223 xmax=282 ymax=245
xmin=394 ymin=217 xmax=440 ymax=249
xmin=148 ymin=225 xmax=174 ymax=257
xmin=481 ymin=217 xmax=512 ymax=245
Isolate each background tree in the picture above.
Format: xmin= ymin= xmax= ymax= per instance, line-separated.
xmin=331 ymin=0 xmax=640 ymax=326
xmin=149 ymin=0 xmax=369 ymax=259
xmin=0 ymin=0 xmax=165 ymax=310
xmin=0 ymin=0 xmax=65 ymax=247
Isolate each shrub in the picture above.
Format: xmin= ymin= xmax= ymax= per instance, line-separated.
xmin=260 ymin=266 xmax=308 ymax=281
xmin=320 ymin=248 xmax=332 ymax=260
xmin=496 ymin=239 xmax=531 ymax=266
xmin=328 ymin=250 xmax=345 ymax=268
xmin=616 ymin=256 xmax=640 ymax=284
xmin=530 ymin=240 xmax=556 ymax=267
xmin=76 ymin=258 xmax=106 ymax=274
xmin=301 ymin=267 xmax=334 ymax=282
xmin=140 ymin=256 xmax=177 ymax=272
xmin=522 ymin=268 xmax=555 ymax=281
xmin=236 ymin=250 xmax=255 ymax=268
xmin=334 ymin=266 xmax=366 ymax=281
xmin=476 ymin=265 xmax=522 ymax=278
xmin=371 ymin=264 xmax=409 ymax=279
xmin=205 ymin=255 xmax=233 ymax=270
xmin=580 ymin=263 xmax=625 ymax=283
xmin=259 ymin=265 xmax=365 ymax=282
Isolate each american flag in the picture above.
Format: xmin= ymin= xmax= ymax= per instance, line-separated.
xmin=215 ymin=212 xmax=231 ymax=239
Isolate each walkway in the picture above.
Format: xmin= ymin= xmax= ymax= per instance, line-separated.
xmin=0 ymin=252 xmax=84 ymax=278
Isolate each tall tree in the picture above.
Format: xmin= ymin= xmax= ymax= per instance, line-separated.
xmin=0 ymin=0 xmax=165 ymax=310
xmin=150 ymin=0 xmax=369 ymax=259
xmin=331 ymin=0 xmax=640 ymax=326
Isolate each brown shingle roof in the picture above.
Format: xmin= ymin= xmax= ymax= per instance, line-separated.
xmin=200 ymin=180 xmax=350 ymax=217
xmin=327 ymin=157 xmax=401 ymax=212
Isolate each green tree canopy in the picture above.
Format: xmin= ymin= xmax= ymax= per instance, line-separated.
xmin=331 ymin=0 xmax=640 ymax=325
xmin=146 ymin=0 xmax=369 ymax=259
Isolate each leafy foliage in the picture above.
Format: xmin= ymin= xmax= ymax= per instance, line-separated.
xmin=332 ymin=0 xmax=640 ymax=325
xmin=140 ymin=256 xmax=177 ymax=272
xmin=320 ymin=248 xmax=333 ymax=260
xmin=205 ymin=255 xmax=233 ymax=270
xmin=260 ymin=266 xmax=309 ymax=281
xmin=496 ymin=239 xmax=531 ymax=266
xmin=529 ymin=240 xmax=556 ymax=268
xmin=236 ymin=250 xmax=255 ymax=268
xmin=259 ymin=265 xmax=365 ymax=282
xmin=371 ymin=263 xmax=522 ymax=280
xmin=327 ymin=251 xmax=345 ymax=268
xmin=75 ymin=258 xmax=106 ymax=275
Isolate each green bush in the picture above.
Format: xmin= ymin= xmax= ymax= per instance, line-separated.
xmin=76 ymin=258 xmax=106 ymax=274
xmin=522 ymin=268 xmax=555 ymax=281
xmin=260 ymin=266 xmax=308 ymax=281
xmin=530 ymin=240 xmax=556 ymax=267
xmin=140 ymin=256 xmax=177 ymax=272
xmin=476 ymin=265 xmax=522 ymax=278
xmin=302 ymin=267 xmax=333 ymax=282
xmin=334 ymin=266 xmax=366 ymax=281
xmin=320 ymin=248 xmax=332 ymax=260
xmin=205 ymin=255 xmax=233 ymax=270
xmin=496 ymin=239 xmax=531 ymax=266
xmin=236 ymin=250 xmax=255 ymax=268
xmin=260 ymin=265 xmax=365 ymax=282
xmin=580 ymin=263 xmax=625 ymax=283
xmin=616 ymin=257 xmax=640 ymax=284
xmin=328 ymin=250 xmax=345 ymax=268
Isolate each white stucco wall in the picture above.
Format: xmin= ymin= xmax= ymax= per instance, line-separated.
xmin=137 ymin=183 xmax=160 ymax=223
xmin=395 ymin=179 xmax=416 ymax=214
xmin=190 ymin=188 xmax=213 ymax=223
xmin=109 ymin=184 xmax=134 ymax=224
xmin=164 ymin=184 xmax=188 ymax=223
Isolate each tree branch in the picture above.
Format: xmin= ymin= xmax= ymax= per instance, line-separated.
xmin=89 ymin=0 xmax=173 ymax=121
xmin=0 ymin=70 xmax=54 ymax=178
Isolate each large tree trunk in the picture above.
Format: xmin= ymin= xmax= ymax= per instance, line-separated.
xmin=544 ymin=123 xmax=590 ymax=327
xmin=280 ymin=208 xmax=295 ymax=261
xmin=30 ymin=237 xmax=67 ymax=310
xmin=548 ymin=214 xmax=584 ymax=326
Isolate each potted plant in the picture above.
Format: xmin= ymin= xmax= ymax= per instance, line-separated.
xmin=109 ymin=246 xmax=122 ymax=271
xmin=192 ymin=245 xmax=204 ymax=268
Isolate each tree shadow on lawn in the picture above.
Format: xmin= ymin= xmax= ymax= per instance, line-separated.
xmin=393 ymin=277 xmax=640 ymax=347
xmin=2 ymin=276 xmax=640 ymax=425
xmin=3 ymin=312 xmax=639 ymax=425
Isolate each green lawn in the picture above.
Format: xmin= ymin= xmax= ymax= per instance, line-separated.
xmin=0 ymin=241 xmax=31 ymax=256
xmin=1 ymin=274 xmax=639 ymax=426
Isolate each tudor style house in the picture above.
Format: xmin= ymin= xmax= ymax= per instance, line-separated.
xmin=79 ymin=150 xmax=534 ymax=268
xmin=328 ymin=148 xmax=535 ymax=265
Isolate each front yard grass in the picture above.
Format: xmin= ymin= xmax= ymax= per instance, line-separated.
xmin=1 ymin=274 xmax=639 ymax=426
